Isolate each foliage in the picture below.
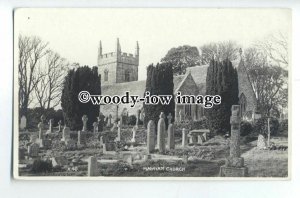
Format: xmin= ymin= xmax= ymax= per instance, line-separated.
xmin=31 ymin=159 xmax=53 ymax=173
xmin=161 ymin=45 xmax=200 ymax=75
xmin=26 ymin=107 xmax=64 ymax=129
xmin=61 ymin=66 xmax=101 ymax=130
xmin=199 ymin=41 xmax=240 ymax=64
xmin=143 ymin=63 xmax=175 ymax=128
xmin=240 ymin=121 xmax=253 ymax=136
xmin=279 ymin=119 xmax=288 ymax=136
xmin=127 ymin=115 xmax=137 ymax=126
xmin=18 ymin=35 xmax=49 ymax=117
xmin=191 ymin=117 xmax=209 ymax=130
xmin=205 ymin=59 xmax=239 ymax=135
xmin=244 ymin=48 xmax=288 ymax=116
xmin=253 ymin=117 xmax=279 ymax=136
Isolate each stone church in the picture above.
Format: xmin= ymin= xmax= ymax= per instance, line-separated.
xmin=98 ymin=39 xmax=257 ymax=122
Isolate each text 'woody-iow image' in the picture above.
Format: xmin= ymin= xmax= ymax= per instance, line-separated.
xmin=14 ymin=8 xmax=290 ymax=179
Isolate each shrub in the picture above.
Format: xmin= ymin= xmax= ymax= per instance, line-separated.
xmin=240 ymin=121 xmax=253 ymax=136
xmin=279 ymin=119 xmax=288 ymax=136
xmin=191 ymin=117 xmax=209 ymax=130
xmin=128 ymin=115 xmax=137 ymax=126
xmin=254 ymin=117 xmax=279 ymax=136
xmin=31 ymin=159 xmax=53 ymax=173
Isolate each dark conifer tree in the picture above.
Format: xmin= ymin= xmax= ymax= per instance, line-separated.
xmin=61 ymin=66 xmax=101 ymax=130
xmin=144 ymin=62 xmax=175 ymax=128
xmin=206 ymin=59 xmax=239 ymax=135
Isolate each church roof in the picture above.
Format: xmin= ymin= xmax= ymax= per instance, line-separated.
xmin=101 ymin=75 xmax=188 ymax=97
xmin=185 ymin=65 xmax=209 ymax=94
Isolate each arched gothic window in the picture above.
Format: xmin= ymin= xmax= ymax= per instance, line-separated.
xmin=104 ymin=69 xmax=108 ymax=81
xmin=239 ymin=93 xmax=247 ymax=116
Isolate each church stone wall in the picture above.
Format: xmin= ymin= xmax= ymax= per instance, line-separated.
xmin=237 ymin=60 xmax=257 ymax=115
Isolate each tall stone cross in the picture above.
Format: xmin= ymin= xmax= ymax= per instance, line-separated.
xmin=82 ymin=115 xmax=88 ymax=132
xmin=220 ymin=105 xmax=248 ymax=177
xmin=167 ymin=113 xmax=172 ymax=126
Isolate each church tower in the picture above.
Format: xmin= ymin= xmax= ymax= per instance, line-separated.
xmin=97 ymin=38 xmax=139 ymax=85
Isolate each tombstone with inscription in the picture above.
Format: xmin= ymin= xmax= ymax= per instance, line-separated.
xmin=147 ymin=120 xmax=156 ymax=153
xmin=157 ymin=112 xmax=166 ymax=154
xmin=20 ymin=115 xmax=27 ymax=130
xmin=220 ymin=105 xmax=248 ymax=177
xmin=257 ymin=134 xmax=267 ymax=150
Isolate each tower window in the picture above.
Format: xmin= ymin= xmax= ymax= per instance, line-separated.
xmin=104 ymin=69 xmax=108 ymax=81
xmin=125 ymin=70 xmax=130 ymax=82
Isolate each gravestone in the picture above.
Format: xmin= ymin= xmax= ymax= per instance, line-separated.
xmin=82 ymin=115 xmax=88 ymax=132
xmin=107 ymin=114 xmax=112 ymax=127
xmin=28 ymin=143 xmax=40 ymax=158
xmin=103 ymin=142 xmax=117 ymax=154
xmin=98 ymin=113 xmax=105 ymax=132
xmin=78 ymin=130 xmax=87 ymax=145
xmin=157 ymin=112 xmax=166 ymax=154
xmin=167 ymin=113 xmax=172 ymax=126
xmin=20 ymin=115 xmax=27 ymax=130
xmin=136 ymin=109 xmax=141 ymax=126
xmin=115 ymin=121 xmax=121 ymax=142
xmin=43 ymin=139 xmax=52 ymax=150
xmin=147 ymin=120 xmax=155 ymax=153
xmin=257 ymin=134 xmax=267 ymax=149
xmin=88 ymin=156 xmax=98 ymax=176
xmin=122 ymin=153 xmax=133 ymax=166
xmin=61 ymin=126 xmax=71 ymax=141
xmin=182 ymin=128 xmax=188 ymax=147
xmin=179 ymin=110 xmax=183 ymax=122
xmin=220 ymin=105 xmax=248 ymax=177
xmin=38 ymin=122 xmax=44 ymax=140
xmin=167 ymin=124 xmax=175 ymax=150
xmin=93 ymin=122 xmax=98 ymax=133
xmin=131 ymin=125 xmax=138 ymax=143
xmin=58 ymin=120 xmax=62 ymax=132
xmin=46 ymin=119 xmax=54 ymax=134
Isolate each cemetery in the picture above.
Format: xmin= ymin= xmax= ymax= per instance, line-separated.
xmin=18 ymin=104 xmax=288 ymax=177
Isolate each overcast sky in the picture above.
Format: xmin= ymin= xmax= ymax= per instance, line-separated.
xmin=15 ymin=8 xmax=290 ymax=80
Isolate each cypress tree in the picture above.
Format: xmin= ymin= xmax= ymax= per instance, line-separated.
xmin=206 ymin=59 xmax=239 ymax=135
xmin=144 ymin=62 xmax=175 ymax=128
xmin=61 ymin=66 xmax=101 ymax=130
